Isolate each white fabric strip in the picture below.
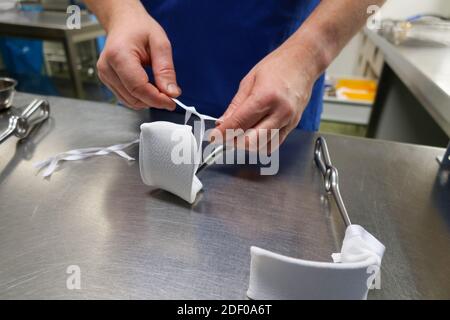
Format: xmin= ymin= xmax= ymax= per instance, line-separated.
xmin=172 ymin=98 xmax=220 ymax=162
xmin=34 ymin=139 xmax=139 ymax=178
xmin=171 ymin=98 xmax=219 ymax=123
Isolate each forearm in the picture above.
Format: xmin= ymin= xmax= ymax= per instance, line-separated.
xmin=84 ymin=0 xmax=149 ymax=32
xmin=287 ymin=0 xmax=385 ymax=80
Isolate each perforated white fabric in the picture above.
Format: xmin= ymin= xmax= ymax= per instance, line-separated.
xmin=139 ymin=121 xmax=202 ymax=203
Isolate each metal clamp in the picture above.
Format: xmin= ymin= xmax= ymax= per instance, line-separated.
xmin=0 ymin=99 xmax=50 ymax=144
xmin=314 ymin=136 xmax=352 ymax=227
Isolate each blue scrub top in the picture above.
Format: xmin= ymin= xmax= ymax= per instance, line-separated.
xmin=141 ymin=0 xmax=324 ymax=131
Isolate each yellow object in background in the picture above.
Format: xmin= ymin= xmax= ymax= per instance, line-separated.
xmin=335 ymin=78 xmax=378 ymax=103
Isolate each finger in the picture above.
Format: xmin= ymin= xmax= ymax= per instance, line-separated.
xmin=106 ymin=81 xmax=136 ymax=109
xmin=212 ymin=93 xmax=269 ymax=142
xmin=273 ymin=126 xmax=290 ymax=153
xmin=218 ymin=74 xmax=255 ymax=124
xmin=149 ymin=36 xmax=181 ymax=98
xmin=99 ymin=72 xmax=137 ymax=108
xmin=109 ymin=51 xmax=175 ymax=110
xmin=262 ymin=113 xmax=298 ymax=153
xmin=234 ymin=115 xmax=282 ymax=152
xmin=99 ymin=62 xmax=147 ymax=109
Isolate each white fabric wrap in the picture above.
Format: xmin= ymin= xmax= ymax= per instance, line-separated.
xmin=139 ymin=121 xmax=202 ymax=204
xmin=247 ymin=224 xmax=385 ymax=300
xmin=138 ymin=99 xmax=219 ymax=204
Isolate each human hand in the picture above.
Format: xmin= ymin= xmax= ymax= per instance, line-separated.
xmin=212 ymin=40 xmax=322 ymax=151
xmin=96 ymin=10 xmax=180 ymax=110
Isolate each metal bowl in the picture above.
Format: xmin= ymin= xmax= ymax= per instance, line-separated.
xmin=0 ymin=77 xmax=18 ymax=111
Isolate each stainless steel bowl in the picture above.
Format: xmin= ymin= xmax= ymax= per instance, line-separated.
xmin=0 ymin=77 xmax=18 ymax=111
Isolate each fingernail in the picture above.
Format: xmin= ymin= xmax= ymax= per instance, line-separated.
xmin=167 ymin=84 xmax=180 ymax=96
xmin=215 ymin=116 xmax=223 ymax=126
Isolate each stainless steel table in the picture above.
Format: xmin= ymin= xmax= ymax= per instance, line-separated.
xmin=365 ymin=29 xmax=450 ymax=146
xmin=0 ymin=93 xmax=449 ymax=299
xmin=0 ymin=9 xmax=106 ymax=99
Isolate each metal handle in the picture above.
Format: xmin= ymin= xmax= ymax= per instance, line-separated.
xmin=196 ymin=145 xmax=225 ymax=174
xmin=0 ymin=99 xmax=50 ymax=144
xmin=16 ymin=99 xmax=50 ymax=139
xmin=0 ymin=120 xmax=17 ymax=144
xmin=314 ymin=137 xmax=352 ymax=227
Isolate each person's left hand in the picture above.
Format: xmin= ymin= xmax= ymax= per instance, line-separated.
xmin=212 ymin=40 xmax=321 ymax=152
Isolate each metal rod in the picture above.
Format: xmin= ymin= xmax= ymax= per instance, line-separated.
xmin=0 ymin=123 xmax=15 ymax=144
xmin=314 ymin=137 xmax=352 ymax=227
xmin=196 ymin=145 xmax=225 ymax=174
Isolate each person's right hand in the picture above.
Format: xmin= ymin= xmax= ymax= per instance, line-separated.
xmin=97 ymin=11 xmax=180 ymax=110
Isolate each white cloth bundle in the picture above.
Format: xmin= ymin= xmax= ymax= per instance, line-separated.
xmin=247 ymin=224 xmax=385 ymax=300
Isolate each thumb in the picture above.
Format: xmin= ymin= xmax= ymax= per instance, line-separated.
xmin=217 ymin=74 xmax=255 ymax=125
xmin=150 ymin=36 xmax=181 ymax=97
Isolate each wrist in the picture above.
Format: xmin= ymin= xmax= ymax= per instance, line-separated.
xmin=91 ymin=0 xmax=150 ymax=33
xmin=288 ymin=27 xmax=335 ymax=81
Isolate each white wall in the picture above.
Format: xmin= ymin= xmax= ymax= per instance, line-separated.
xmin=327 ymin=0 xmax=450 ymax=77
xmin=327 ymin=33 xmax=363 ymax=77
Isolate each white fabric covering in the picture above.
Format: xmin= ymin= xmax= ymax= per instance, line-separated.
xmin=138 ymin=99 xmax=219 ymax=204
xmin=247 ymin=224 xmax=385 ymax=300
xmin=139 ymin=121 xmax=202 ymax=204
